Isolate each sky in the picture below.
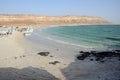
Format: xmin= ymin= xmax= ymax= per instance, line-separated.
xmin=0 ymin=0 xmax=120 ymax=24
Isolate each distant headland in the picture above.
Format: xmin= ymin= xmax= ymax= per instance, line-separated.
xmin=0 ymin=14 xmax=110 ymax=27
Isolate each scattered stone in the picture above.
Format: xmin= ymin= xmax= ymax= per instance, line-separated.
xmin=22 ymin=55 xmax=26 ymax=57
xmin=114 ymin=50 xmax=120 ymax=53
xmin=79 ymin=51 xmax=84 ymax=53
xmin=119 ymin=58 xmax=120 ymax=61
xmin=77 ymin=52 xmax=90 ymax=60
xmin=49 ymin=61 xmax=60 ymax=65
xmin=95 ymin=57 xmax=103 ymax=61
xmin=14 ymin=57 xmax=17 ymax=59
xmin=50 ymin=55 xmax=53 ymax=57
xmin=77 ymin=50 xmax=120 ymax=62
xmin=100 ymin=60 xmax=105 ymax=63
xmin=90 ymin=51 xmax=96 ymax=53
xmin=90 ymin=58 xmax=93 ymax=61
xmin=19 ymin=55 xmax=26 ymax=58
xmin=37 ymin=52 xmax=50 ymax=56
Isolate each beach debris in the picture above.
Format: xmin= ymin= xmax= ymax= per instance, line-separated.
xmin=77 ymin=50 xmax=120 ymax=62
xmin=49 ymin=61 xmax=60 ymax=65
xmin=37 ymin=52 xmax=50 ymax=56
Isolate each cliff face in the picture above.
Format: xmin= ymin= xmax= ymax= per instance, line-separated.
xmin=0 ymin=15 xmax=110 ymax=26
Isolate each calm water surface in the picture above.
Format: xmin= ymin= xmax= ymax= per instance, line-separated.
xmin=42 ymin=25 xmax=120 ymax=50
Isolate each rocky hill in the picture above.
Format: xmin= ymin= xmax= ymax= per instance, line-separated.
xmin=0 ymin=14 xmax=110 ymax=26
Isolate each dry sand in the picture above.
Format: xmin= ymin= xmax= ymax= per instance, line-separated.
xmin=0 ymin=30 xmax=69 ymax=80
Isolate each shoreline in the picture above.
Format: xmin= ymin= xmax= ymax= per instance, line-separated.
xmin=0 ymin=23 xmax=113 ymax=28
xmin=0 ymin=27 xmax=74 ymax=80
xmin=33 ymin=26 xmax=114 ymax=51
xmin=0 ymin=26 xmax=120 ymax=80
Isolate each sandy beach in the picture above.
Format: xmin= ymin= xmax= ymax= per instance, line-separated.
xmin=0 ymin=0 xmax=120 ymax=79
xmin=0 ymin=26 xmax=119 ymax=80
xmin=0 ymin=27 xmax=76 ymax=80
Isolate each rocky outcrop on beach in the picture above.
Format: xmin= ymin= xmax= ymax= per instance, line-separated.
xmin=37 ymin=52 xmax=50 ymax=56
xmin=77 ymin=50 xmax=120 ymax=62
xmin=62 ymin=50 xmax=120 ymax=80
xmin=0 ymin=14 xmax=110 ymax=26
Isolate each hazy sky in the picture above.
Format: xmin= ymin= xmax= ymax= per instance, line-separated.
xmin=0 ymin=0 xmax=120 ymax=24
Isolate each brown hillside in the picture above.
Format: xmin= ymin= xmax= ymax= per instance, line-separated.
xmin=0 ymin=14 xmax=110 ymax=26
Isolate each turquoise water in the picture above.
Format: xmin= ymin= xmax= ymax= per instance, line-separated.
xmin=42 ymin=25 xmax=120 ymax=49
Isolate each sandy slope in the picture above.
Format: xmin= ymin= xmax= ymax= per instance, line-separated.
xmin=0 ymin=32 xmax=25 ymax=58
xmin=0 ymin=31 xmax=67 ymax=80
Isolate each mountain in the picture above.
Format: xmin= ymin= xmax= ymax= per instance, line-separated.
xmin=0 ymin=14 xmax=110 ymax=26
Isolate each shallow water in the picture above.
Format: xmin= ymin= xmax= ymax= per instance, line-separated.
xmin=41 ymin=25 xmax=120 ymax=50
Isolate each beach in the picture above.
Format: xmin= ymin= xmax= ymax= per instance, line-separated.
xmin=0 ymin=26 xmax=120 ymax=80
xmin=0 ymin=0 xmax=119 ymax=79
xmin=0 ymin=27 xmax=76 ymax=80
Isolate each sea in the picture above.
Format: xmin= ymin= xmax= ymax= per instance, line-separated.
xmin=27 ymin=25 xmax=120 ymax=50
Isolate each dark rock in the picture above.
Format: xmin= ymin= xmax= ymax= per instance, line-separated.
xmin=90 ymin=51 xmax=96 ymax=53
xmin=90 ymin=59 xmax=93 ymax=61
xmin=19 ymin=55 xmax=26 ymax=58
xmin=94 ymin=51 xmax=115 ymax=57
xmin=50 ymin=55 xmax=53 ymax=57
xmin=114 ymin=50 xmax=120 ymax=53
xmin=80 ymin=51 xmax=84 ymax=53
xmin=49 ymin=61 xmax=60 ymax=65
xmin=37 ymin=52 xmax=50 ymax=56
xmin=118 ymin=58 xmax=120 ymax=61
xmin=77 ymin=50 xmax=120 ymax=62
xmin=22 ymin=55 xmax=26 ymax=57
xmin=77 ymin=52 xmax=91 ymax=60
xmin=100 ymin=60 xmax=105 ymax=63
xmin=95 ymin=57 xmax=103 ymax=61
xmin=14 ymin=57 xmax=17 ymax=59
